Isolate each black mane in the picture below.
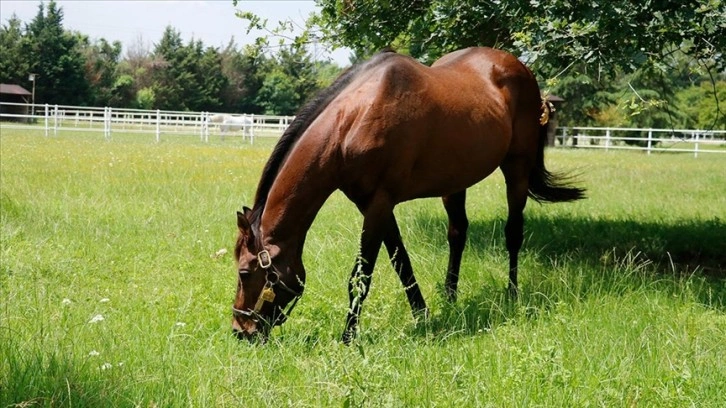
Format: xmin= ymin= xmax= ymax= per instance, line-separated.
xmin=248 ymin=49 xmax=397 ymax=227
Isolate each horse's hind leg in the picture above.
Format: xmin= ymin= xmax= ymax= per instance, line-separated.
xmin=442 ymin=190 xmax=468 ymax=302
xmin=382 ymin=214 xmax=428 ymax=318
xmin=500 ymin=159 xmax=531 ymax=297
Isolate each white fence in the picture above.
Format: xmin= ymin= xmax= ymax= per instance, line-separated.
xmin=1 ymin=102 xmax=725 ymax=156
xmin=557 ymin=126 xmax=726 ymax=157
xmin=0 ymin=102 xmax=294 ymax=143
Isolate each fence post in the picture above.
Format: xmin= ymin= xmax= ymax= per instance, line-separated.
xmin=53 ymin=104 xmax=59 ymax=136
xmin=202 ymin=112 xmax=209 ymax=142
xmin=647 ymin=129 xmax=653 ymax=155
xmin=155 ymin=109 xmax=161 ymax=143
xmin=250 ymin=114 xmax=255 ymax=145
xmin=199 ymin=112 xmax=204 ymax=142
xmin=43 ymin=104 xmax=49 ymax=137
xmin=694 ymin=132 xmax=699 ymax=158
xmin=562 ymin=127 xmax=568 ymax=146
xmin=105 ymin=107 xmax=113 ymax=140
xmin=605 ymin=129 xmax=611 ymax=151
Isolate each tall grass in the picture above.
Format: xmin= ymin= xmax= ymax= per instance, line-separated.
xmin=1 ymin=128 xmax=725 ymax=407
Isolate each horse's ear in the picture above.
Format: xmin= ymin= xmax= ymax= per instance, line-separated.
xmin=237 ymin=210 xmax=252 ymax=237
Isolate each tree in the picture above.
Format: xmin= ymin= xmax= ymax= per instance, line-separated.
xmin=219 ymin=42 xmax=268 ymax=113
xmin=313 ymin=0 xmax=724 ymax=130
xmin=150 ymin=27 xmax=227 ymax=111
xmin=550 ymin=49 xmax=726 ymax=130
xmin=275 ymin=44 xmax=320 ymax=108
xmin=80 ymin=37 xmax=123 ymax=107
xmin=0 ymin=15 xmax=29 ymax=85
xmin=115 ymin=35 xmax=164 ymax=108
xmin=256 ymin=68 xmax=299 ymax=115
xmin=23 ymin=0 xmax=90 ymax=105
xmin=310 ymin=0 xmax=724 ymax=77
xmin=150 ymin=26 xmax=185 ymax=110
xmin=677 ymin=80 xmax=726 ymax=129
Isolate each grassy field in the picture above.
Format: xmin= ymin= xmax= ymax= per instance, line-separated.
xmin=1 ymin=127 xmax=725 ymax=407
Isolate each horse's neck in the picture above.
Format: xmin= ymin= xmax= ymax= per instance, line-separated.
xmin=260 ymin=137 xmax=338 ymax=252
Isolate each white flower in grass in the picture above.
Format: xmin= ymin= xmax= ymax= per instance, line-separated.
xmin=88 ymin=350 xmax=100 ymax=357
xmin=62 ymin=298 xmax=72 ymax=306
xmin=100 ymin=298 xmax=110 ymax=303
xmin=101 ymin=363 xmax=113 ymax=370
xmin=175 ymin=322 xmax=186 ymax=327
xmin=88 ymin=314 xmax=105 ymax=324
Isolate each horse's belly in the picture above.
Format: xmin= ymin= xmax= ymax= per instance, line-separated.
xmin=404 ymin=132 xmax=508 ymax=198
xmin=402 ymin=160 xmax=499 ymax=200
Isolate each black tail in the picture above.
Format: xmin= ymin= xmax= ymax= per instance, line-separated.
xmin=528 ymin=105 xmax=586 ymax=203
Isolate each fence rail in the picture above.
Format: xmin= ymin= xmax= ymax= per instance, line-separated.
xmin=2 ymin=102 xmax=725 ymax=156
xmin=0 ymin=102 xmax=293 ymax=143
xmin=557 ymin=126 xmax=726 ymax=157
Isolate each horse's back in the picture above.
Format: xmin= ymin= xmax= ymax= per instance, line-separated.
xmin=299 ymin=47 xmax=544 ymax=203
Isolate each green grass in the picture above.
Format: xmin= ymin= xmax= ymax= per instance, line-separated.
xmin=1 ymin=128 xmax=725 ymax=407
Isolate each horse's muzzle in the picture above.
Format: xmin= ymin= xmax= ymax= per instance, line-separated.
xmin=232 ymin=320 xmax=268 ymax=343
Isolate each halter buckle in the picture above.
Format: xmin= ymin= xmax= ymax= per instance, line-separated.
xmin=258 ymin=250 xmax=272 ymax=269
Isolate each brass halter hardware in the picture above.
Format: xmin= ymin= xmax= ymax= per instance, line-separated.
xmin=232 ymin=249 xmax=303 ymax=327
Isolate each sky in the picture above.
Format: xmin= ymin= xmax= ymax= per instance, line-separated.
xmin=0 ymin=0 xmax=351 ymax=65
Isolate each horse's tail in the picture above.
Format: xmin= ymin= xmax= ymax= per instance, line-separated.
xmin=527 ymin=100 xmax=586 ymax=203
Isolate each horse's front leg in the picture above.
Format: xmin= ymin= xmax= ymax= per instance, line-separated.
xmin=342 ymin=197 xmax=393 ymax=344
xmin=442 ymin=190 xmax=468 ymax=302
xmin=382 ymin=214 xmax=428 ymax=319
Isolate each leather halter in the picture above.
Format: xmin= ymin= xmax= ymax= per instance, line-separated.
xmin=232 ymin=249 xmax=303 ymax=327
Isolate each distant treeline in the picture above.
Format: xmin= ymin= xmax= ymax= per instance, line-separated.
xmin=0 ymin=1 xmax=343 ymax=115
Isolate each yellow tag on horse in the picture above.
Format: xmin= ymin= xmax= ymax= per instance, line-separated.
xmin=261 ymin=287 xmax=276 ymax=302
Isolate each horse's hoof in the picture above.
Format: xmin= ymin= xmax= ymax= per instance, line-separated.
xmin=507 ymin=285 xmax=519 ymax=300
xmin=341 ymin=329 xmax=356 ymax=345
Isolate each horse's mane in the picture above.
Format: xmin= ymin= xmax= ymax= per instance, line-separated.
xmin=248 ymin=49 xmax=397 ymax=227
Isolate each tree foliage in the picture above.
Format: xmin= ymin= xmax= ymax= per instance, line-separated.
xmin=1 ymin=0 xmax=338 ymax=115
xmin=0 ymin=16 xmax=28 ymax=85
xmin=2 ymin=1 xmax=90 ymax=105
xmin=79 ymin=37 xmax=123 ymax=107
xmin=312 ymin=0 xmax=725 ymax=75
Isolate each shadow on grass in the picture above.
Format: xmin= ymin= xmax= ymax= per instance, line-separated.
xmin=404 ymin=214 xmax=725 ymax=339
xmin=410 ymin=212 xmax=725 ymax=279
xmin=460 ymin=215 xmax=725 ymax=278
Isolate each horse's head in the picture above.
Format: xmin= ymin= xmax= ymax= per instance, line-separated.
xmin=231 ymin=207 xmax=303 ymax=342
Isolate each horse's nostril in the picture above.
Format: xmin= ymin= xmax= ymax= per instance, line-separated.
xmin=232 ymin=327 xmax=264 ymax=343
xmin=232 ymin=328 xmax=254 ymax=341
xmin=232 ymin=319 xmax=259 ymax=342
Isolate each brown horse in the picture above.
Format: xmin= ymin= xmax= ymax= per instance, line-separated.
xmin=231 ymin=47 xmax=585 ymax=343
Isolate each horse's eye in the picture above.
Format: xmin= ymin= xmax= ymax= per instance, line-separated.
xmin=238 ymin=269 xmax=251 ymax=279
